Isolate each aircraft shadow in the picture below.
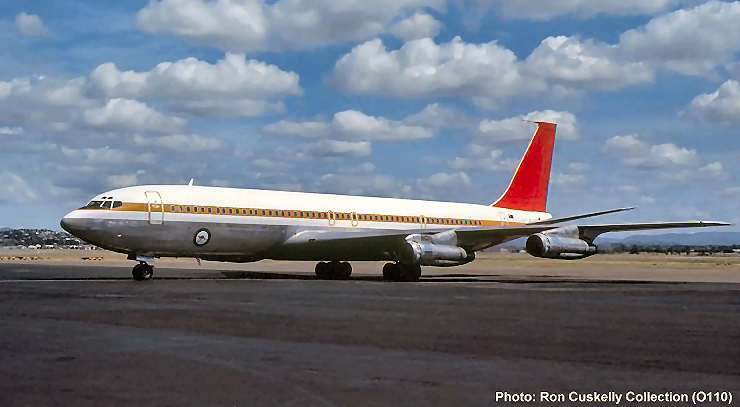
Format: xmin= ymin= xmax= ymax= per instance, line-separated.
xmin=219 ymin=270 xmax=681 ymax=285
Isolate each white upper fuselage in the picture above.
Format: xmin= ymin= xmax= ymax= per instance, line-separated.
xmin=68 ymin=184 xmax=552 ymax=228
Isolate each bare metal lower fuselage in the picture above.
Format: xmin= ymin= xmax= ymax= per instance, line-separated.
xmin=61 ymin=216 xmax=450 ymax=263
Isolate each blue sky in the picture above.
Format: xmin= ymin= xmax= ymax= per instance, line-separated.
xmin=1 ymin=0 xmax=738 ymax=231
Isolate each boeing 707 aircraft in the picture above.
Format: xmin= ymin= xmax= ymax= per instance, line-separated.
xmin=60 ymin=122 xmax=730 ymax=281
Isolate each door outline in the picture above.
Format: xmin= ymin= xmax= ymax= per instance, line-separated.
xmin=328 ymin=210 xmax=336 ymax=226
xmin=350 ymin=211 xmax=358 ymax=227
xmin=145 ymin=191 xmax=164 ymax=225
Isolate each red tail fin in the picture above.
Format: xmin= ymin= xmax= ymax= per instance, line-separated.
xmin=492 ymin=122 xmax=556 ymax=212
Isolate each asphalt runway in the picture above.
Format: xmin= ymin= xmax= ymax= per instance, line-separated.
xmin=1 ymin=261 xmax=739 ymax=406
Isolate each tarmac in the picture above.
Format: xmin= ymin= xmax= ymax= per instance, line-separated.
xmin=1 ymin=255 xmax=739 ymax=406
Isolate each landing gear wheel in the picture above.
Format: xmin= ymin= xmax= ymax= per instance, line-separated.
xmin=315 ymin=262 xmax=330 ymax=279
xmin=398 ymin=263 xmax=421 ymax=282
xmin=338 ymin=261 xmax=352 ymax=279
xmin=315 ymin=261 xmax=352 ymax=280
xmin=382 ymin=263 xmax=401 ymax=281
xmin=132 ymin=262 xmax=153 ymax=281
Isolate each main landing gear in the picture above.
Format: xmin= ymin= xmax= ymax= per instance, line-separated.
xmin=315 ymin=261 xmax=352 ymax=280
xmin=132 ymin=262 xmax=154 ymax=281
xmin=382 ymin=262 xmax=421 ymax=282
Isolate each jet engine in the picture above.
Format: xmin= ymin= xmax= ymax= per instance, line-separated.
xmin=400 ymin=229 xmax=472 ymax=267
xmin=525 ymin=232 xmax=596 ymax=260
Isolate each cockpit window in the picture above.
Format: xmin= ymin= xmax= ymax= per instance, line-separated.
xmin=82 ymin=200 xmax=105 ymax=209
xmin=81 ymin=200 xmax=119 ymax=209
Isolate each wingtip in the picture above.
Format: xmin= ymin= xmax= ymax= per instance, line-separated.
xmin=698 ymin=220 xmax=732 ymax=226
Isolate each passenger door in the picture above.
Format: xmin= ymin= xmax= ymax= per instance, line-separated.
xmin=145 ymin=191 xmax=164 ymax=225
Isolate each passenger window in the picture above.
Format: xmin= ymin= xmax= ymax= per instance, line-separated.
xmin=112 ymin=201 xmax=122 ymax=208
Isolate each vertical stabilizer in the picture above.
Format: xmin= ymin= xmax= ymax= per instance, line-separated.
xmin=492 ymin=122 xmax=556 ymax=212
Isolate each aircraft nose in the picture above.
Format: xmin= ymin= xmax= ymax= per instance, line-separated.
xmin=60 ymin=212 xmax=84 ymax=237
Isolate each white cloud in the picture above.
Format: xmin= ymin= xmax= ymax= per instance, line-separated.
xmin=616 ymin=185 xmax=638 ymax=193
xmin=263 ymin=119 xmax=330 ymax=138
xmin=132 ymin=134 xmax=223 ymax=152
xmin=317 ymin=172 xmax=412 ymax=197
xmin=618 ymin=1 xmax=740 ymax=75
xmin=0 ymin=172 xmax=37 ymax=203
xmin=15 ymin=12 xmax=49 ymax=37
xmin=264 ymin=108 xmax=435 ymax=141
xmin=0 ymin=126 xmax=23 ymax=136
xmin=722 ymin=186 xmax=740 ymax=197
xmin=86 ymin=53 xmax=300 ymax=117
xmin=210 ymin=179 xmax=232 ymax=187
xmin=698 ymin=161 xmax=724 ymax=177
xmin=136 ymin=0 xmax=444 ymax=52
xmin=330 ymin=37 xmax=540 ymax=100
xmin=83 ymin=98 xmax=186 ymax=132
xmin=329 ymin=2 xmax=740 ymax=104
xmin=421 ymin=171 xmax=471 ymax=188
xmin=60 ymin=146 xmax=155 ymax=165
xmin=604 ymin=134 xmax=698 ymax=168
xmin=332 ymin=110 xmax=433 ymax=141
xmin=450 ymin=148 xmax=515 ymax=172
xmin=302 ymin=140 xmax=372 ymax=157
xmin=551 ymin=172 xmax=586 ymax=186
xmin=0 ymin=75 xmax=187 ymax=135
xmin=492 ymin=0 xmax=682 ymax=20
xmin=402 ymin=103 xmax=467 ymax=128
xmin=389 ymin=12 xmax=441 ymax=40
xmin=524 ymin=36 xmax=653 ymax=90
xmin=683 ymin=80 xmax=740 ymax=123
xmin=640 ymin=195 xmax=656 ymax=204
xmin=106 ymin=174 xmax=140 ymax=188
xmin=568 ymin=162 xmax=590 ymax=172
xmin=413 ymin=171 xmax=474 ymax=198
xmin=478 ymin=110 xmax=579 ymax=142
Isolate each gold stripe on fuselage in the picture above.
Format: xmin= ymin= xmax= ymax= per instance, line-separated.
xmin=79 ymin=202 xmax=525 ymax=227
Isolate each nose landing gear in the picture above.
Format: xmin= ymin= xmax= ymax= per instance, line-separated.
xmin=132 ymin=262 xmax=154 ymax=281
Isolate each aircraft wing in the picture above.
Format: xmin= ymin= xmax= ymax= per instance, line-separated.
xmin=574 ymin=221 xmax=731 ymax=242
xmin=456 ymin=220 xmax=730 ymax=250
xmin=280 ymin=221 xmax=730 ymax=257
xmin=528 ymin=207 xmax=635 ymax=225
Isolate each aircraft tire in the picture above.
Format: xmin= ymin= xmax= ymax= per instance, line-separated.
xmin=143 ymin=264 xmax=154 ymax=280
xmin=398 ymin=263 xmax=421 ymax=282
xmin=339 ymin=262 xmax=352 ymax=279
xmin=382 ymin=263 xmax=401 ymax=281
xmin=315 ymin=262 xmax=330 ymax=279
xmin=132 ymin=263 xmax=152 ymax=281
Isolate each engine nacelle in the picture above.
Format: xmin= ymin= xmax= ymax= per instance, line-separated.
xmin=403 ymin=240 xmax=468 ymax=266
xmin=425 ymin=252 xmax=476 ymax=267
xmin=525 ymin=233 xmax=596 ymax=260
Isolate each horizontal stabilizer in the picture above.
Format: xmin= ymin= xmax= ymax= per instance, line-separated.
xmin=529 ymin=207 xmax=635 ymax=225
